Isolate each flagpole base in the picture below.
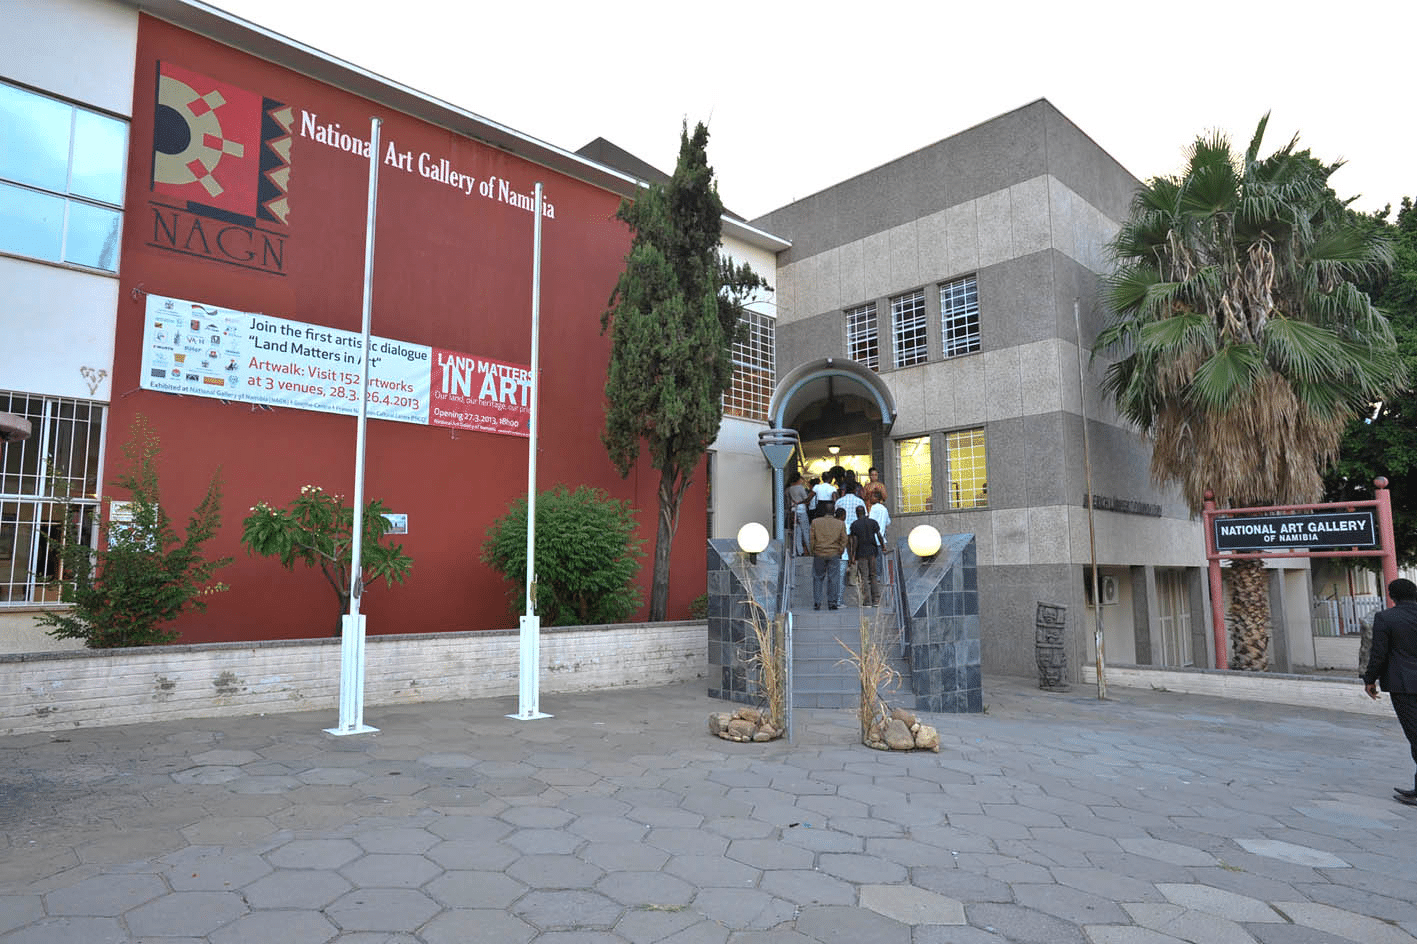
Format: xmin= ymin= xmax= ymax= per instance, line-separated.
xmin=324 ymin=724 xmax=379 ymax=736
xmin=506 ymin=711 xmax=553 ymax=721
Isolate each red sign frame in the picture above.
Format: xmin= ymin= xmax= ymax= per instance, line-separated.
xmin=1201 ymin=480 xmax=1398 ymax=669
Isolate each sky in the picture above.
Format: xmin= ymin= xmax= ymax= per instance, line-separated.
xmin=213 ymin=0 xmax=1412 ymax=222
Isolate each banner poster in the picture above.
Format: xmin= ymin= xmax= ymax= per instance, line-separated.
xmin=140 ymin=294 xmax=531 ymax=436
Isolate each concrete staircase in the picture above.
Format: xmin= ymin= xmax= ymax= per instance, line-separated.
xmin=787 ymin=555 xmax=911 ymax=709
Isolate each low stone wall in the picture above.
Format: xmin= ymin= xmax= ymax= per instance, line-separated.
xmin=0 ymin=621 xmax=706 ymax=736
xmin=1081 ymin=664 xmax=1387 ymax=717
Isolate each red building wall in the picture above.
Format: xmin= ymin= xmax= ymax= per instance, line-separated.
xmin=110 ymin=15 xmax=705 ymax=642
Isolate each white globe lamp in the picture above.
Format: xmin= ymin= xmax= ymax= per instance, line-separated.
xmin=908 ymin=524 xmax=942 ymax=559
xmin=737 ymin=521 xmax=769 ymax=564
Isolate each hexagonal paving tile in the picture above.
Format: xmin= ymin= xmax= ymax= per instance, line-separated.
xmin=209 ymin=910 xmax=338 ymax=944
xmin=595 ymin=870 xmax=696 ymax=908
xmin=425 ymin=839 xmax=520 ymax=871
xmin=190 ymin=749 xmax=263 ymax=766
xmin=325 ymin=888 xmax=441 ymax=932
xmin=504 ymin=828 xmax=582 ymax=855
xmin=420 ymin=908 xmax=536 ymax=944
xmin=499 ymin=807 xmax=575 ymax=829
xmin=425 ymin=870 xmax=527 ymax=909
xmin=124 ymin=890 xmax=248 ymax=937
xmin=427 ymin=815 xmax=512 ymax=842
xmin=726 ymin=838 xmax=816 ymax=871
xmin=568 ymin=815 xmax=652 ymax=843
xmin=513 ymin=889 xmax=622 ymax=931
xmin=242 ymin=870 xmax=353 ymax=909
xmin=582 ymin=840 xmax=670 ymax=872
xmin=692 ymin=887 xmax=796 ymax=929
xmin=44 ymin=874 xmax=166 ymax=916
xmin=340 ymin=853 xmax=443 ymax=888
xmin=506 ymin=854 xmax=605 ymax=889
xmin=264 ymin=838 xmax=363 ymax=869
xmin=355 ymin=827 xmax=440 ymax=854
xmin=646 ymin=828 xmax=728 ymax=857
xmin=162 ymin=849 xmax=273 ymax=890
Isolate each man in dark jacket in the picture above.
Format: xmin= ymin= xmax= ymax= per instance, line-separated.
xmin=1362 ymin=578 xmax=1417 ymax=804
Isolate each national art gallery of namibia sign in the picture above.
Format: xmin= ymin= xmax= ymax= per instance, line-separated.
xmin=1213 ymin=511 xmax=1378 ymax=553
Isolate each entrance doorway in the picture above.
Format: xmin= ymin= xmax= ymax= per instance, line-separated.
xmin=1156 ymin=569 xmax=1193 ymax=667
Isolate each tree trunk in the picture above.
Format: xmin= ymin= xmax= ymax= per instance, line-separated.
xmin=1227 ymin=557 xmax=1270 ymax=671
xmin=648 ymin=466 xmax=685 ymax=622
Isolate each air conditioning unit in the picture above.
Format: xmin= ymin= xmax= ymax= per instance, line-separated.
xmin=1086 ymin=573 xmax=1119 ymax=606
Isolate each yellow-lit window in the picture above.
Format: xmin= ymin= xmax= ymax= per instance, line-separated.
xmin=895 ymin=436 xmax=932 ymax=513
xmin=946 ymin=428 xmax=987 ymax=509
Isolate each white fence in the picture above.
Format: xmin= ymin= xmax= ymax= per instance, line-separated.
xmin=1311 ymin=595 xmax=1382 ymax=637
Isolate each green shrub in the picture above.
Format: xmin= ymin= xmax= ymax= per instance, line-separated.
xmin=482 ymin=485 xmax=644 ymax=626
xmin=241 ymin=486 xmax=412 ymax=636
xmin=38 ymin=415 xmax=230 ymax=648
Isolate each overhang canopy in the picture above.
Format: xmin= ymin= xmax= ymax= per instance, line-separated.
xmin=769 ymin=357 xmax=896 ymax=432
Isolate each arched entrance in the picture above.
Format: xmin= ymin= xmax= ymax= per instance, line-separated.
xmin=767 ymin=358 xmax=896 ymax=539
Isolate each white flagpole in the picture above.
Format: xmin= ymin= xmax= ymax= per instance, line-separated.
xmin=327 ymin=116 xmax=382 ymax=736
xmin=511 ymin=182 xmax=550 ymax=720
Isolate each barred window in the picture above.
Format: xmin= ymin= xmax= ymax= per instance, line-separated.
xmin=845 ymin=302 xmax=879 ymax=371
xmin=940 ymin=275 xmax=980 ymax=358
xmin=891 ymin=289 xmax=927 ymax=368
xmin=1 ymin=392 xmax=105 ymax=604
xmin=724 ymin=309 xmax=775 ymax=422
xmin=946 ymin=427 xmax=987 ymax=509
xmin=895 ymin=435 xmax=932 ymax=513
xmin=0 ymin=81 xmax=128 ymax=272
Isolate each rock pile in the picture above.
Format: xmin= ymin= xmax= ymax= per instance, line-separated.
xmin=865 ymin=706 xmax=940 ymax=752
xmin=708 ymin=706 xmax=782 ymax=742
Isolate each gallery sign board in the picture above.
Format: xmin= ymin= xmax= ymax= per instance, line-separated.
xmin=140 ymin=293 xmax=533 ymax=437
xmin=1212 ymin=511 xmax=1377 ymax=553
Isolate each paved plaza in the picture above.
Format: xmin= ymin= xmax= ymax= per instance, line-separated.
xmin=1 ymin=675 xmax=1414 ymax=943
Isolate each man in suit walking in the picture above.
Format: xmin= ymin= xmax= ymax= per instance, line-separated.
xmin=1362 ymin=578 xmax=1417 ymax=804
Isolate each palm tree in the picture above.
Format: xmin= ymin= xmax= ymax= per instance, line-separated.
xmin=1094 ymin=115 xmax=1405 ymax=670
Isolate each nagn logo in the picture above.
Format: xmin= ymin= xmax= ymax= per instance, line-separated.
xmin=147 ymin=61 xmax=293 ymax=275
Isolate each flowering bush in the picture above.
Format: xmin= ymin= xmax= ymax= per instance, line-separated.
xmin=240 ymin=485 xmax=412 ymax=636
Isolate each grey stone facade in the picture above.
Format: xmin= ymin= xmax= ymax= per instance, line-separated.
xmin=751 ymin=99 xmax=1209 ymax=680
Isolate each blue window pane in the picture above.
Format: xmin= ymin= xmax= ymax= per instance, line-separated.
xmin=0 ymin=83 xmax=72 ymax=193
xmin=71 ymin=109 xmax=127 ymax=205
xmin=0 ymin=182 xmax=63 ymax=262
xmin=64 ymin=201 xmax=121 ymax=271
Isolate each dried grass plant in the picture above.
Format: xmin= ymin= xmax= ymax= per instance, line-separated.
xmin=837 ymin=608 xmax=902 ymax=743
xmin=738 ymin=576 xmax=786 ymax=730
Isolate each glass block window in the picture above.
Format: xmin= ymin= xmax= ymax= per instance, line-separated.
xmin=0 ymin=81 xmax=128 ymax=273
xmin=845 ymin=302 xmax=879 ymax=371
xmin=724 ymin=309 xmax=775 ymax=422
xmin=1 ymin=392 xmax=105 ymax=604
xmin=946 ymin=427 xmax=987 ymax=509
xmin=896 ymin=435 xmax=933 ymax=513
xmin=891 ymin=290 xmax=928 ymax=368
xmin=940 ymin=275 xmax=980 ymax=358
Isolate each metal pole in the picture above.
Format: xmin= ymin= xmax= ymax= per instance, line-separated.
xmin=511 ymin=183 xmax=551 ymax=720
xmin=1203 ymin=494 xmax=1228 ymax=668
xmin=1073 ymin=298 xmax=1106 ymax=699
xmin=328 ymin=117 xmax=381 ymax=736
xmin=1375 ymin=477 xmax=1398 ymax=589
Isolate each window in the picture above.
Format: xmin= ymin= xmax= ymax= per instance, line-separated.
xmin=891 ymin=290 xmax=928 ymax=368
xmin=946 ymin=427 xmax=987 ymax=509
xmin=0 ymin=81 xmax=128 ymax=272
xmin=1 ymin=392 xmax=105 ymax=604
xmin=895 ymin=436 xmax=932 ymax=513
xmin=940 ymin=275 xmax=980 ymax=358
xmin=846 ymin=302 xmax=879 ymax=371
xmin=724 ymin=309 xmax=775 ymax=422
